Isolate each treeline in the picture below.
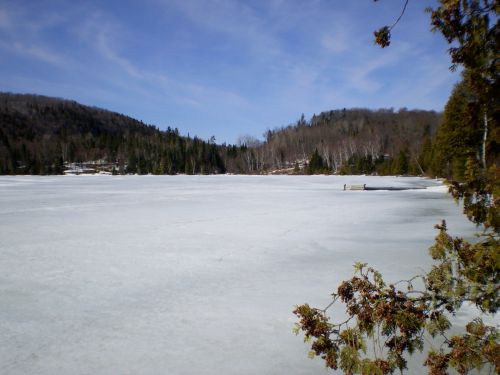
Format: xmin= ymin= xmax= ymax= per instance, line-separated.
xmin=3 ymin=91 xmax=491 ymax=178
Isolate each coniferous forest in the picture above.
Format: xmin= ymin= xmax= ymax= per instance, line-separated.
xmin=0 ymin=90 xmax=497 ymax=177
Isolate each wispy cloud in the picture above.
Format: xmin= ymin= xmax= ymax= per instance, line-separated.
xmin=155 ymin=0 xmax=287 ymax=63
xmin=321 ymin=33 xmax=349 ymax=54
xmin=5 ymin=41 xmax=68 ymax=66
xmin=0 ymin=3 xmax=73 ymax=68
xmin=0 ymin=0 xmax=459 ymax=142
xmin=73 ymin=8 xmax=251 ymax=115
xmin=76 ymin=12 xmax=146 ymax=79
xmin=345 ymin=46 xmax=408 ymax=93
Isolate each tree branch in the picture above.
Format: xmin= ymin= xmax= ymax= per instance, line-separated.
xmin=389 ymin=0 xmax=410 ymax=31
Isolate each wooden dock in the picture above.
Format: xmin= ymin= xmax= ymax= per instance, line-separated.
xmin=344 ymin=184 xmax=366 ymax=191
xmin=343 ymin=184 xmax=425 ymax=191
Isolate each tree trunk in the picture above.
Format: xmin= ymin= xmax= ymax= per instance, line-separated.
xmin=482 ymin=110 xmax=488 ymax=169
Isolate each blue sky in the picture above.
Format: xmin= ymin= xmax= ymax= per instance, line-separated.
xmin=0 ymin=0 xmax=459 ymax=144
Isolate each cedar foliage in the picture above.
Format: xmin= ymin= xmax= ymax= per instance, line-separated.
xmin=295 ymin=1 xmax=499 ymax=373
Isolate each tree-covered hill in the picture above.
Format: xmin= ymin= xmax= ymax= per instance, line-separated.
xmin=242 ymin=108 xmax=442 ymax=175
xmin=0 ymin=92 xmax=444 ymax=175
xmin=0 ymin=93 xmax=225 ymax=175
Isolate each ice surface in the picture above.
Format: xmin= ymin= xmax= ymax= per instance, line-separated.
xmin=0 ymin=175 xmax=485 ymax=374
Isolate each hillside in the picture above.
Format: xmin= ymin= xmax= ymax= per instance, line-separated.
xmin=0 ymin=93 xmax=225 ymax=175
xmin=0 ymin=93 xmax=442 ymax=175
xmin=239 ymin=108 xmax=442 ymax=175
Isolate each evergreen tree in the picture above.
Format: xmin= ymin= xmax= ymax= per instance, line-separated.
xmin=308 ymin=149 xmax=327 ymax=174
xmin=391 ymin=149 xmax=409 ymax=175
xmin=431 ymin=79 xmax=482 ymax=179
xmin=52 ymin=155 xmax=64 ymax=175
xmin=295 ymin=2 xmax=499 ymax=374
xmin=126 ymin=153 xmax=137 ymax=174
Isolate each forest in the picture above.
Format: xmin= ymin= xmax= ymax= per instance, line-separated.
xmin=0 ymin=93 xmax=225 ymax=175
xmin=0 ymin=92 xmax=452 ymax=177
xmin=240 ymin=108 xmax=441 ymax=175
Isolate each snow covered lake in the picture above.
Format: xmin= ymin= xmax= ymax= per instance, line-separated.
xmin=0 ymin=175 xmax=478 ymax=374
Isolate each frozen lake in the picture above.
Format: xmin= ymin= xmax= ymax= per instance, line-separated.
xmin=0 ymin=175 xmax=478 ymax=374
